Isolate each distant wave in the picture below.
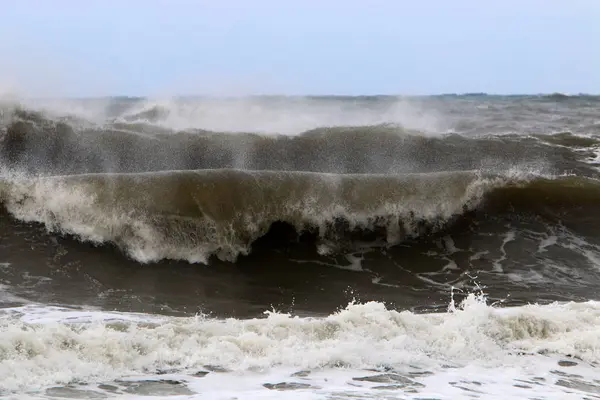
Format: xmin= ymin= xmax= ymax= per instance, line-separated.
xmin=0 ymin=106 xmax=596 ymax=177
xmin=434 ymin=92 xmax=600 ymax=99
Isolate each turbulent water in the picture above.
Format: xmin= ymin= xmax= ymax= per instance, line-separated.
xmin=2 ymin=94 xmax=600 ymax=399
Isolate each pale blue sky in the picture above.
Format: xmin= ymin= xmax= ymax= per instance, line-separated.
xmin=1 ymin=0 xmax=599 ymax=97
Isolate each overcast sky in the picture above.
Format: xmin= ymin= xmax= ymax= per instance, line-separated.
xmin=1 ymin=0 xmax=599 ymax=97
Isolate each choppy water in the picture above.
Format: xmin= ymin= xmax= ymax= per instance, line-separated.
xmin=2 ymin=94 xmax=600 ymax=399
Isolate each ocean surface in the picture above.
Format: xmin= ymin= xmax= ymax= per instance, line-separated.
xmin=2 ymin=94 xmax=600 ymax=399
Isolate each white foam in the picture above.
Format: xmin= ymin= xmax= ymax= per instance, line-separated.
xmin=492 ymin=230 xmax=516 ymax=273
xmin=586 ymin=146 xmax=600 ymax=169
xmin=2 ymin=297 xmax=600 ymax=398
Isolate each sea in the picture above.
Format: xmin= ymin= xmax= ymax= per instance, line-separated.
xmin=1 ymin=93 xmax=600 ymax=399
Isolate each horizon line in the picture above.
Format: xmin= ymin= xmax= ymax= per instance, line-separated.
xmin=8 ymin=92 xmax=599 ymax=100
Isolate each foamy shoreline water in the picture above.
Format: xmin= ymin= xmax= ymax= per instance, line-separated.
xmin=2 ymin=296 xmax=600 ymax=398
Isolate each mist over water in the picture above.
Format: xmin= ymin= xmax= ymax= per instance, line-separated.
xmin=2 ymin=94 xmax=600 ymax=398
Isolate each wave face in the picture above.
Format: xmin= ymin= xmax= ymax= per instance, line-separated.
xmin=1 ymin=168 xmax=598 ymax=266
xmin=0 ymin=169 xmax=496 ymax=263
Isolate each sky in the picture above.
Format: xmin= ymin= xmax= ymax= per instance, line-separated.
xmin=1 ymin=0 xmax=599 ymax=97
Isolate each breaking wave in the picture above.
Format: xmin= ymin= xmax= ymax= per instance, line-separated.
xmin=0 ymin=169 xmax=597 ymax=264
